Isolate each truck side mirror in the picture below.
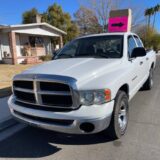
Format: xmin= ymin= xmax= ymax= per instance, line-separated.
xmin=131 ymin=47 xmax=146 ymax=58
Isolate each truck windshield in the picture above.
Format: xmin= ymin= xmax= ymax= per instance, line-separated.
xmin=55 ymin=35 xmax=123 ymax=59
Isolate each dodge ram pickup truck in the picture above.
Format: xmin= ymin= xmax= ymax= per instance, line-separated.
xmin=8 ymin=32 xmax=156 ymax=139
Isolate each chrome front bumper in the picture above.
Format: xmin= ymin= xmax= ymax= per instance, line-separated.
xmin=8 ymin=96 xmax=114 ymax=134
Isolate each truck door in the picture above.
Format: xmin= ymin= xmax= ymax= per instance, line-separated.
xmin=133 ymin=36 xmax=149 ymax=83
xmin=128 ymin=35 xmax=142 ymax=95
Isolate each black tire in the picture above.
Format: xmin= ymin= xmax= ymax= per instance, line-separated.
xmin=143 ymin=67 xmax=154 ymax=90
xmin=108 ymin=91 xmax=129 ymax=139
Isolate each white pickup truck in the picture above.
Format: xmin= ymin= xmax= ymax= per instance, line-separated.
xmin=8 ymin=32 xmax=156 ymax=139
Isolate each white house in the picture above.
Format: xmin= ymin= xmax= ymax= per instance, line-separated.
xmin=0 ymin=23 xmax=66 ymax=64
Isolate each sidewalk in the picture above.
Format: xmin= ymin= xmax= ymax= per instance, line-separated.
xmin=0 ymin=96 xmax=17 ymax=131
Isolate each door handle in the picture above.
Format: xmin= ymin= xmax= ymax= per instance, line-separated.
xmin=146 ymin=57 xmax=149 ymax=61
xmin=140 ymin=61 xmax=143 ymax=65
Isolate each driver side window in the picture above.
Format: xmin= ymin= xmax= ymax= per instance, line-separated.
xmin=128 ymin=36 xmax=137 ymax=58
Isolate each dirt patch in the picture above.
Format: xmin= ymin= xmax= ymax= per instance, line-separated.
xmin=0 ymin=64 xmax=39 ymax=97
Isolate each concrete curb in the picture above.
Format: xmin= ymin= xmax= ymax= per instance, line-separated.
xmin=0 ymin=117 xmax=18 ymax=131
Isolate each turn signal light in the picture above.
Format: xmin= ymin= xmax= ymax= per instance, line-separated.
xmin=105 ymin=89 xmax=111 ymax=101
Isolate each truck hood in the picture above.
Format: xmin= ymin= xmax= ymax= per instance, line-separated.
xmin=23 ymin=58 xmax=122 ymax=85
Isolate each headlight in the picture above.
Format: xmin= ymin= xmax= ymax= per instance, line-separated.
xmin=80 ymin=91 xmax=94 ymax=106
xmin=79 ymin=89 xmax=111 ymax=106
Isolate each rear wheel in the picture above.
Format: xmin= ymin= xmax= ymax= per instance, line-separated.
xmin=108 ymin=91 xmax=129 ymax=139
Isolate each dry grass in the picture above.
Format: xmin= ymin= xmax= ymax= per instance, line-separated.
xmin=0 ymin=64 xmax=37 ymax=97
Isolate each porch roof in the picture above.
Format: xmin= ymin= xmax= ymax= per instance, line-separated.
xmin=0 ymin=22 xmax=67 ymax=37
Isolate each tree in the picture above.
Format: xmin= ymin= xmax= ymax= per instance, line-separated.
xmin=22 ymin=8 xmax=38 ymax=24
xmin=22 ymin=3 xmax=79 ymax=43
xmin=135 ymin=25 xmax=160 ymax=52
xmin=144 ymin=9 xmax=149 ymax=28
xmin=152 ymin=4 xmax=160 ymax=29
xmin=42 ymin=3 xmax=79 ymax=43
xmin=77 ymin=0 xmax=147 ymax=32
xmin=74 ymin=6 xmax=102 ymax=35
xmin=148 ymin=8 xmax=154 ymax=28
xmin=66 ymin=22 xmax=79 ymax=41
xmin=78 ymin=0 xmax=119 ymax=32
xmin=145 ymin=7 xmax=154 ymax=29
xmin=152 ymin=34 xmax=160 ymax=52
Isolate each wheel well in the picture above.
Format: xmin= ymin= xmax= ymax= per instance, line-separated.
xmin=119 ymin=84 xmax=129 ymax=97
xmin=151 ymin=63 xmax=154 ymax=69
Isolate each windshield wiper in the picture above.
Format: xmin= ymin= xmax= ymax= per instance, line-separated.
xmin=56 ymin=53 xmax=110 ymax=59
xmin=75 ymin=54 xmax=94 ymax=58
xmin=55 ymin=54 xmax=73 ymax=59
xmin=75 ymin=53 xmax=109 ymax=58
xmin=94 ymin=54 xmax=109 ymax=58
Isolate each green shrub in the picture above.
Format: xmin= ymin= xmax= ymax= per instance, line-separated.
xmin=135 ymin=26 xmax=160 ymax=51
xmin=39 ymin=54 xmax=52 ymax=61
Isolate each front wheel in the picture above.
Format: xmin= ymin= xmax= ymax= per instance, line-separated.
xmin=107 ymin=91 xmax=129 ymax=139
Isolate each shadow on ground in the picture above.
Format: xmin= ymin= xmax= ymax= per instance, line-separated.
xmin=0 ymin=126 xmax=114 ymax=158
xmin=0 ymin=87 xmax=11 ymax=98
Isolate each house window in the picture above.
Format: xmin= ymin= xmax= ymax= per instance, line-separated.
xmin=29 ymin=36 xmax=44 ymax=47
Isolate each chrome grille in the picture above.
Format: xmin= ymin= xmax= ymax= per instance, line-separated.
xmin=14 ymin=90 xmax=36 ymax=103
xmin=13 ymin=80 xmax=33 ymax=89
xmin=40 ymin=82 xmax=70 ymax=91
xmin=13 ymin=74 xmax=79 ymax=110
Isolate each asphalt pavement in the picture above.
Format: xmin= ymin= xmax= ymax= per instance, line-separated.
xmin=0 ymin=57 xmax=160 ymax=160
xmin=0 ymin=97 xmax=19 ymax=132
xmin=0 ymin=97 xmax=11 ymax=123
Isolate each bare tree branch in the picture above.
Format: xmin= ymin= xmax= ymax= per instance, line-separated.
xmin=76 ymin=0 xmax=146 ymax=32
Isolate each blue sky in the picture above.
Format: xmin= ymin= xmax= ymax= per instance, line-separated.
xmin=0 ymin=0 xmax=159 ymax=31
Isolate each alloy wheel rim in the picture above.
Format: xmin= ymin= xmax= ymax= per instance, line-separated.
xmin=118 ymin=101 xmax=128 ymax=132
